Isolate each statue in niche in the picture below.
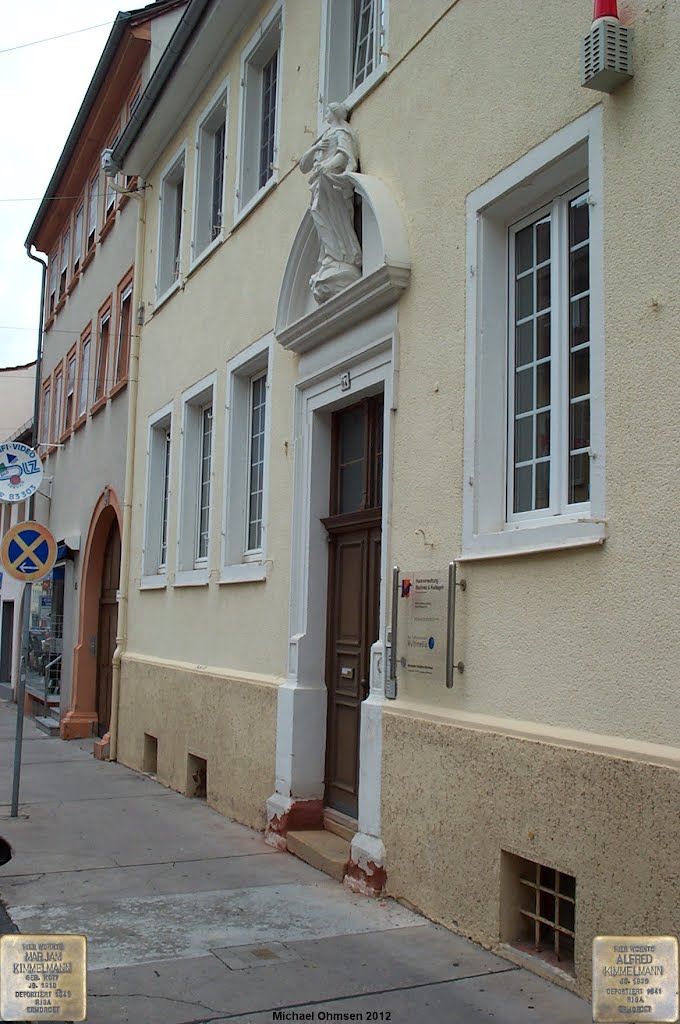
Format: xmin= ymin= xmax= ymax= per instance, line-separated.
xmin=299 ymin=102 xmax=362 ymax=304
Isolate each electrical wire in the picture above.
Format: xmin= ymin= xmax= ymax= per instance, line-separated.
xmin=0 ymin=21 xmax=114 ymax=56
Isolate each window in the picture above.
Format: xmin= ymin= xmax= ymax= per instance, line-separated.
xmin=222 ymin=337 xmax=272 ymax=582
xmin=40 ymin=382 xmax=51 ymax=448
xmin=320 ymin=0 xmax=386 ymax=113
xmin=63 ymin=348 xmax=77 ymax=434
xmin=157 ymin=149 xmax=185 ymax=298
xmin=177 ymin=375 xmax=215 ymax=582
xmin=462 ymin=107 xmax=605 ymax=559
xmin=192 ymin=82 xmax=229 ymax=260
xmin=508 ymin=190 xmax=591 ymax=519
xmin=93 ymin=302 xmax=112 ymax=404
xmin=501 ymin=852 xmax=575 ymax=974
xmin=87 ymin=169 xmax=99 ymax=251
xmin=142 ymin=403 xmax=173 ymax=583
xmin=236 ymin=5 xmax=282 ymax=214
xmin=127 ymin=80 xmax=141 ymax=122
xmin=114 ymin=272 xmax=133 ymax=387
xmin=73 ymin=203 xmax=84 ymax=274
xmin=77 ymin=331 xmax=91 ymax=420
xmin=104 ymin=126 xmax=120 ymax=220
xmin=48 ymin=249 xmax=58 ymax=317
xmin=51 ymin=367 xmax=63 ymax=445
xmin=59 ymin=229 xmax=70 ymax=299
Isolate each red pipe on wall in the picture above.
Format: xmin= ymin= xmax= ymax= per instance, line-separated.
xmin=593 ymin=0 xmax=619 ymax=19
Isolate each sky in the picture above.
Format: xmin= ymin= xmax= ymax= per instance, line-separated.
xmin=0 ymin=3 xmax=134 ymax=370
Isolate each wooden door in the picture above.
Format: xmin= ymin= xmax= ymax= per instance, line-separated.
xmin=96 ymin=521 xmax=120 ymax=737
xmin=323 ymin=396 xmax=383 ymax=818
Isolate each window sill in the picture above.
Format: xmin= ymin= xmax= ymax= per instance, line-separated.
xmin=320 ymin=62 xmax=389 ymax=133
xmin=90 ymin=395 xmax=108 ymax=418
xmin=42 ymin=444 xmax=57 ymax=458
xmin=68 ymin=272 xmax=81 ymax=296
xmin=81 ymin=248 xmax=95 ymax=274
xmin=154 ymin=277 xmax=181 ymax=313
xmin=73 ymin=413 xmax=88 ymax=433
xmin=460 ymin=518 xmax=607 ymax=561
xmin=219 ymin=562 xmax=267 ymax=585
xmin=233 ymin=174 xmax=278 ymax=230
xmin=55 ymin=295 xmax=66 ymax=315
xmin=188 ymin=231 xmax=225 ymax=276
xmin=174 ymin=568 xmax=210 ymax=588
xmin=110 ymin=377 xmax=128 ymax=400
xmin=59 ymin=429 xmax=72 ymax=445
xmin=45 ymin=313 xmax=56 ymax=331
xmin=140 ymin=575 xmax=167 ymax=590
xmin=100 ymin=214 xmax=116 ymax=243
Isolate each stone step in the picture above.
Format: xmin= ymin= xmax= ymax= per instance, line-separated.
xmin=286 ymin=830 xmax=351 ymax=882
xmin=34 ymin=716 xmax=60 ymax=737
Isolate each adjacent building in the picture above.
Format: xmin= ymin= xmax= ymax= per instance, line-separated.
xmin=25 ymin=0 xmax=188 ymax=739
xmin=0 ymin=362 xmax=36 ymax=699
xmin=26 ymin=0 xmax=680 ymax=1002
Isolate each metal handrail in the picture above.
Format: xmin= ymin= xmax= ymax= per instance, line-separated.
xmin=43 ymin=653 xmax=62 ymax=710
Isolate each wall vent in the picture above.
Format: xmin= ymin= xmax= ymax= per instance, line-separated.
xmin=501 ymin=852 xmax=576 ymax=973
xmin=143 ymin=733 xmax=158 ymax=775
xmin=582 ymin=19 xmax=633 ymax=93
xmin=187 ymin=753 xmax=207 ymax=799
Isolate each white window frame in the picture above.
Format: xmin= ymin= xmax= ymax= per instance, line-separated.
xmin=221 ymin=335 xmax=272 ymax=584
xmin=462 ymin=106 xmax=606 ymax=561
xmin=318 ymin=0 xmax=388 ymax=127
xmin=234 ymin=2 xmax=283 ymax=224
xmin=141 ymin=401 xmax=173 ymax=588
xmin=191 ymin=77 xmax=230 ymax=268
xmin=176 ymin=373 xmax=216 ymax=585
xmin=156 ymin=145 xmax=186 ymax=304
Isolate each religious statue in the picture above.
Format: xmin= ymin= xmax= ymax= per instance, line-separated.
xmin=299 ymin=103 xmax=362 ymax=304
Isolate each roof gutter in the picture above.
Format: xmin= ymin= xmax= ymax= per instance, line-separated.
xmin=110 ymin=0 xmax=212 ymax=173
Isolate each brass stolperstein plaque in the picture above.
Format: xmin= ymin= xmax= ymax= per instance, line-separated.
xmin=0 ymin=934 xmax=86 ymax=1022
xmin=592 ymin=936 xmax=679 ymax=1023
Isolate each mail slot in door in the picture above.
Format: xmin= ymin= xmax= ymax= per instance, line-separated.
xmin=340 ymin=666 xmax=355 ymax=679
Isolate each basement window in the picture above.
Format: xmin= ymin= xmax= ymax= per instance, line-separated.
xmin=501 ymin=852 xmax=576 ymax=974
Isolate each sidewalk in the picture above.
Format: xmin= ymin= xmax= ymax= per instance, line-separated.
xmin=0 ymin=699 xmax=592 ymax=1023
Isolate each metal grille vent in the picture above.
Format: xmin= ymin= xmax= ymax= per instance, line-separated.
xmin=582 ymin=20 xmax=633 ymax=93
xmin=501 ymin=852 xmax=576 ymax=974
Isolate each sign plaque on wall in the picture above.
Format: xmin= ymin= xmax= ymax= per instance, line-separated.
xmin=0 ymin=933 xmax=87 ymax=1021
xmin=397 ymin=571 xmax=448 ymax=683
xmin=592 ymin=935 xmax=679 ymax=1023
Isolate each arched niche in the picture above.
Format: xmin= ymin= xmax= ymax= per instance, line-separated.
xmin=275 ymin=173 xmax=411 ymax=354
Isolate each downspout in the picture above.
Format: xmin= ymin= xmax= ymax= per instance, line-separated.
xmin=108 ymin=179 xmax=146 ymax=762
xmin=24 ymin=247 xmax=47 ymax=459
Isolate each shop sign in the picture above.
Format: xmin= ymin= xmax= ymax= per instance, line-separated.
xmin=0 ymin=443 xmax=43 ymax=504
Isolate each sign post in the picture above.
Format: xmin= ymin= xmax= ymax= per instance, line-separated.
xmin=0 ymin=520 xmax=57 ymax=817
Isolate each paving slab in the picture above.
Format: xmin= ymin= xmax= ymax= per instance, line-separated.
xmin=0 ymin=851 xmax=322 ymax=905
xmin=10 ymin=882 xmax=423 ymax=970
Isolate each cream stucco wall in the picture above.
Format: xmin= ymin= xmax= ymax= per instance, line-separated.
xmin=118 ymin=0 xmax=680 ymax=997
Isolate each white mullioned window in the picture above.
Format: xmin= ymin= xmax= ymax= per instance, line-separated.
xmin=142 ymin=403 xmax=173 ymax=584
xmin=77 ymin=336 xmax=91 ymax=419
xmin=87 ymin=169 xmax=99 ymax=250
xmin=222 ymin=336 xmax=272 ymax=583
xmin=73 ymin=204 xmax=84 ymax=274
xmin=462 ymin=106 xmax=605 ymax=560
xmin=59 ymin=229 xmax=70 ymax=299
xmin=246 ymin=371 xmax=267 ymax=554
xmin=236 ymin=3 xmax=282 ymax=216
xmin=157 ymin=148 xmax=186 ymax=299
xmin=192 ymin=81 xmax=229 ymax=262
xmin=64 ymin=352 xmax=76 ymax=432
xmin=320 ymin=0 xmax=386 ymax=117
xmin=508 ymin=189 xmax=591 ymax=519
xmin=48 ymin=250 xmax=58 ymax=316
xmin=196 ymin=403 xmax=213 ymax=562
xmin=177 ymin=374 xmax=216 ymax=583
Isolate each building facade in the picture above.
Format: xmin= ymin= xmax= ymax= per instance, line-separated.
xmin=95 ymin=0 xmax=680 ymax=1000
xmin=0 ymin=363 xmax=36 ymax=700
xmin=25 ymin=0 xmax=188 ymax=740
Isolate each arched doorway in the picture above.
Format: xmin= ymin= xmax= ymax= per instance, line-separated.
xmin=61 ymin=489 xmax=122 ymax=741
xmin=96 ymin=519 xmax=120 ymax=737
